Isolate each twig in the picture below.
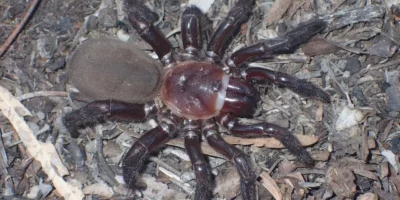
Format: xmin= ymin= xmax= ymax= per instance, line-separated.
xmin=165 ymin=27 xmax=181 ymax=38
xmin=0 ymin=0 xmax=42 ymax=57
xmin=6 ymin=124 xmax=50 ymax=147
xmin=370 ymin=57 xmax=400 ymax=70
xmin=288 ymin=0 xmax=306 ymax=19
xmin=331 ymin=0 xmax=347 ymax=12
xmin=0 ymin=129 xmax=14 ymax=196
xmin=96 ymin=137 xmax=119 ymax=185
xmin=267 ymin=158 xmax=284 ymax=175
xmin=0 ymin=85 xmax=84 ymax=200
xmin=154 ymin=0 xmax=165 ymax=26
xmin=17 ymin=91 xmax=69 ymax=101
xmin=149 ymin=157 xmax=181 ymax=176
xmin=293 ymin=168 xmax=326 ymax=175
xmin=160 ymin=167 xmax=194 ymax=195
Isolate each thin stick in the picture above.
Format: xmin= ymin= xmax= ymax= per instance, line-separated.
xmin=149 ymin=157 xmax=182 ymax=176
xmin=17 ymin=91 xmax=69 ymax=101
xmin=0 ymin=0 xmax=42 ymax=57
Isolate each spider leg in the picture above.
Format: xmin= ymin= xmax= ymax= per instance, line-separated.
xmin=123 ymin=111 xmax=180 ymax=189
xmin=184 ymin=120 xmax=213 ymax=200
xmin=181 ymin=6 xmax=208 ymax=56
xmin=63 ymin=100 xmax=158 ymax=138
xmin=227 ymin=19 xmax=327 ymax=68
xmin=202 ymin=119 xmax=257 ymax=200
xmin=242 ymin=67 xmax=331 ymax=103
xmin=124 ymin=0 xmax=174 ymax=65
xmin=217 ymin=113 xmax=314 ymax=166
xmin=206 ymin=0 xmax=254 ymax=61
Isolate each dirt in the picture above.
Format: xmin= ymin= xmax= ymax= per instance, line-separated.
xmin=0 ymin=0 xmax=400 ymax=199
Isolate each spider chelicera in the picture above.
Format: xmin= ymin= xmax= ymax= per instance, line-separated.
xmin=63 ymin=0 xmax=330 ymax=199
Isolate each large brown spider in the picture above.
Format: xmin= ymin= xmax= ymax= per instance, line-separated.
xmin=63 ymin=0 xmax=330 ymax=199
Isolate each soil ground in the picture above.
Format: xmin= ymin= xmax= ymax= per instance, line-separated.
xmin=1 ymin=0 xmax=400 ymax=199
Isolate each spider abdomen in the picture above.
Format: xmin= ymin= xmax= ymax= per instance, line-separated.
xmin=68 ymin=38 xmax=163 ymax=103
xmin=161 ymin=61 xmax=230 ymax=120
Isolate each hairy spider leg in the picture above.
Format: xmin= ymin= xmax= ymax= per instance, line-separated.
xmin=206 ymin=0 xmax=255 ymax=62
xmin=124 ymin=0 xmax=174 ymax=65
xmin=62 ymin=100 xmax=180 ymax=190
xmin=212 ymin=76 xmax=314 ymax=199
xmin=183 ymin=120 xmax=213 ymax=200
xmin=226 ymin=19 xmax=327 ymax=68
xmin=202 ymin=119 xmax=257 ymax=200
xmin=216 ymin=113 xmax=314 ymax=166
xmin=243 ymin=67 xmax=331 ymax=103
xmin=122 ymin=111 xmax=181 ymax=189
xmin=230 ymin=19 xmax=331 ymax=103
xmin=214 ymin=75 xmax=318 ymax=198
xmin=63 ymin=100 xmax=158 ymax=138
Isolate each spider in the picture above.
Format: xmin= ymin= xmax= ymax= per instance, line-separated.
xmin=63 ymin=0 xmax=330 ymax=199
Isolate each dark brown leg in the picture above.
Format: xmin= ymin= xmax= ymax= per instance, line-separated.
xmin=184 ymin=120 xmax=212 ymax=200
xmin=217 ymin=113 xmax=314 ymax=166
xmin=221 ymin=77 xmax=260 ymax=117
xmin=124 ymin=0 xmax=174 ymax=65
xmin=63 ymin=100 xmax=158 ymax=138
xmin=206 ymin=0 xmax=254 ymax=61
xmin=227 ymin=19 xmax=327 ymax=68
xmin=181 ymin=6 xmax=206 ymax=56
xmin=242 ymin=67 xmax=331 ymax=103
xmin=202 ymin=119 xmax=257 ymax=200
xmin=123 ymin=111 xmax=181 ymax=188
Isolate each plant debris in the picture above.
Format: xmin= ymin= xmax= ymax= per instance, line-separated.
xmin=1 ymin=0 xmax=400 ymax=199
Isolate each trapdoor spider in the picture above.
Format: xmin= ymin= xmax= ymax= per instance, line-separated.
xmin=64 ymin=0 xmax=330 ymax=199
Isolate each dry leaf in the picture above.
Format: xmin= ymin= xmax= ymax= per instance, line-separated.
xmin=381 ymin=150 xmax=399 ymax=172
xmin=223 ymin=134 xmax=319 ymax=148
xmin=260 ymin=172 xmax=283 ymax=200
xmin=335 ymin=106 xmax=365 ymax=131
xmin=213 ymin=167 xmax=241 ymax=199
xmin=302 ymin=37 xmax=340 ymax=56
xmin=278 ymin=161 xmax=297 ymax=175
xmin=286 ymin=172 xmax=305 ymax=182
xmin=263 ymin=0 xmax=293 ymax=26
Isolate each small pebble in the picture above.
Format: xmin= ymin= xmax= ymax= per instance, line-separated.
xmin=45 ymin=56 xmax=66 ymax=71
xmin=345 ymin=57 xmax=362 ymax=75
xmin=98 ymin=8 xmax=118 ymax=28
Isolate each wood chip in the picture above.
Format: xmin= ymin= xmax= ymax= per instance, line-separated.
xmin=326 ymin=167 xmax=356 ymax=198
xmin=311 ymin=151 xmax=330 ymax=161
xmin=356 ymin=193 xmax=378 ymax=200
